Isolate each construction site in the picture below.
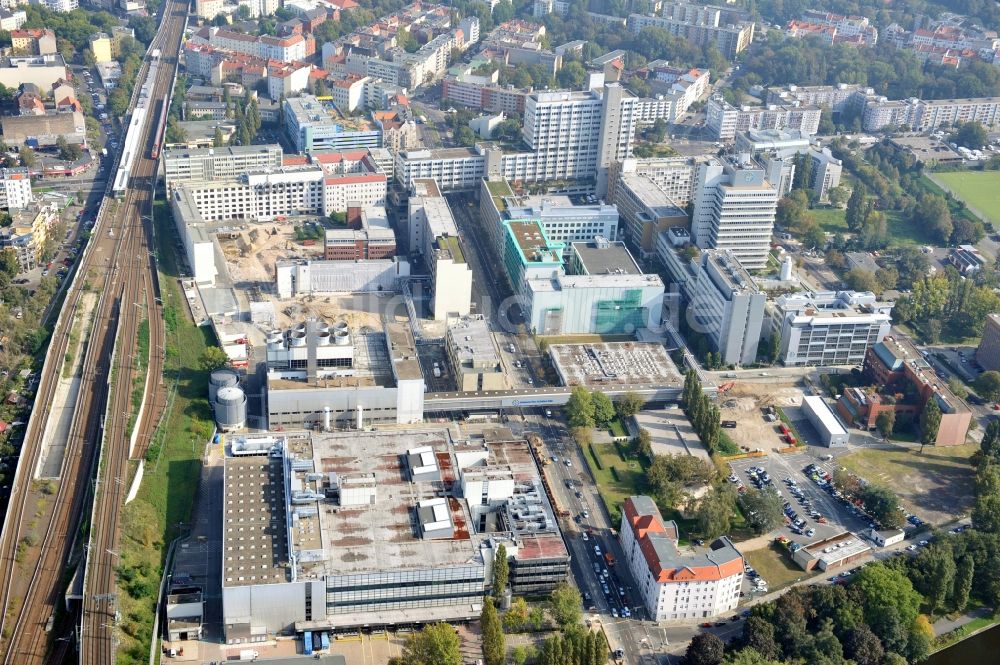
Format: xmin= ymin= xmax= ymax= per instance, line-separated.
xmin=715 ymin=382 xmax=808 ymax=453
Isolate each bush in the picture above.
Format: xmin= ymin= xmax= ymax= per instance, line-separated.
xmin=588 ymin=443 xmax=603 ymax=470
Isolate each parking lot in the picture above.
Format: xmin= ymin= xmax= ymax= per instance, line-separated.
xmin=727 ymin=451 xmax=879 ymax=591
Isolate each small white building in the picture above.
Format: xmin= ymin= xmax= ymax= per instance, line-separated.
xmin=869 ymin=528 xmax=905 ymax=548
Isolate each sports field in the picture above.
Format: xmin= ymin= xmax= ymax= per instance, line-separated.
xmin=934 ymin=171 xmax=1000 ymax=225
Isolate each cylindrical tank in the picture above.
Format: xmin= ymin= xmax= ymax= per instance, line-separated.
xmin=316 ymin=330 xmax=331 ymax=346
xmin=208 ymin=368 xmax=239 ymax=403
xmin=215 ymin=385 xmax=247 ymax=432
xmin=333 ymin=321 xmax=348 ymax=332
xmin=323 ymin=407 xmax=331 ymax=431
xmin=289 ymin=330 xmax=307 ymax=347
xmin=333 ymin=330 xmax=350 ymax=346
xmin=266 ymin=330 xmax=284 ymax=350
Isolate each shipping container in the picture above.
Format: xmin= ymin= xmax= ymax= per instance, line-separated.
xmin=303 ymin=631 xmax=313 ymax=656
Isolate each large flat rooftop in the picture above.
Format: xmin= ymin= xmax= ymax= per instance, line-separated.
xmin=549 ymin=342 xmax=682 ymax=388
xmin=572 ymin=240 xmax=641 ymax=276
xmin=223 ymin=454 xmax=290 ymax=588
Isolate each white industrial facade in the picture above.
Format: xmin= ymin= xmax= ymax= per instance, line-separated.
xmin=526 ymin=273 xmax=665 ymax=335
xmin=275 ymin=259 xmax=410 ymax=297
xmin=772 ymin=290 xmax=894 ymax=367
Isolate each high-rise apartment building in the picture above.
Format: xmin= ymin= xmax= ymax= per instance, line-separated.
xmin=691 ymin=156 xmax=778 ymax=270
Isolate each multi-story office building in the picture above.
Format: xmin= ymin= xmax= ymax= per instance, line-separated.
xmin=524 ymin=239 xmax=665 ymax=335
xmin=610 ymin=156 xmax=702 ymax=207
xmin=323 ymin=205 xmax=396 ymax=260
xmin=691 ymin=156 xmax=778 ymax=270
xmin=522 ymin=88 xmax=605 ymax=186
xmin=668 ymin=249 xmax=766 ymax=366
xmin=0 ymin=168 xmax=33 ymax=210
xmin=771 ymin=290 xmax=894 ymax=366
xmin=626 ymin=7 xmax=755 ymax=59
xmin=407 ymin=178 xmax=472 ymax=320
xmin=311 ymin=149 xmax=388 ymax=213
xmin=610 ymin=171 xmax=688 ymax=259
xmin=501 ymin=220 xmax=565 ymax=296
xmin=174 ymin=166 xmax=326 ymax=222
xmin=837 ymin=335 xmax=971 ymax=446
xmin=445 ymin=316 xmax=506 ymax=391
xmin=220 ymin=428 xmax=569 ymax=640
xmin=620 ymin=496 xmax=744 ymax=621
xmin=977 ymin=313 xmax=1000 ymax=372
xmin=163 ymin=145 xmax=284 ymax=191
xmin=284 ymin=95 xmax=382 ymax=153
xmin=395 ymin=146 xmax=487 ymax=192
xmin=735 ymin=129 xmax=843 ymax=201
xmin=705 ymin=96 xmax=822 ymax=140
xmin=479 ymin=178 xmax=620 ymax=254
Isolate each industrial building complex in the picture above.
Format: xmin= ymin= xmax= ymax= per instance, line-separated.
xmin=221 ymin=428 xmax=570 ymax=641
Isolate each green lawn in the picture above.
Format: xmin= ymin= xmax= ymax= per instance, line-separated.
xmin=886 ymin=210 xmax=935 ymax=246
xmin=934 ymin=171 xmax=1000 ymax=225
xmin=582 ymin=441 xmax=649 ymax=525
xmin=744 ymin=544 xmax=814 ymax=592
xmin=811 ymin=207 xmax=848 ymax=234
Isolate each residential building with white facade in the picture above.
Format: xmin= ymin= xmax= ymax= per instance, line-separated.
xmin=395 ymin=146 xmax=487 ymax=192
xmin=174 ymin=166 xmax=326 ymax=222
xmin=0 ymin=168 xmax=33 ymax=210
xmin=691 ymin=156 xmax=778 ymax=270
xmin=163 ymin=145 xmax=284 ymax=191
xmin=626 ymin=8 xmax=754 ymax=59
xmin=620 ymin=496 xmax=744 ymax=621
xmin=705 ymin=96 xmax=822 ymax=140
xmin=771 ymin=290 xmax=894 ymax=366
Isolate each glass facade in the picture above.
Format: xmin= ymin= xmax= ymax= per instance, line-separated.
xmin=325 ymin=564 xmax=486 ymax=615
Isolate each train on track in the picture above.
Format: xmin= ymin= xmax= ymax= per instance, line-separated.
xmin=112 ymin=48 xmax=164 ymax=197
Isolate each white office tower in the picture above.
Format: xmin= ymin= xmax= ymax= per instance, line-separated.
xmin=522 ymin=83 xmax=638 ymax=196
xmin=691 ymin=155 xmax=778 ymax=270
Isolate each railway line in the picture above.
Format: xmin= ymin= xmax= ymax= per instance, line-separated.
xmin=0 ymin=0 xmax=186 ymax=662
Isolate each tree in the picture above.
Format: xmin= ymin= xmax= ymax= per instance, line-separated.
xmin=911 ymin=543 xmax=957 ymax=613
xmin=860 ymin=485 xmax=903 ymax=529
xmin=18 ymin=146 xmax=35 ymax=168
xmin=481 ymin=598 xmax=505 ymax=665
xmin=845 ymin=184 xmax=867 ymax=231
xmin=548 ymin=583 xmax=582 ymax=628
xmin=400 ymin=623 xmax=462 ymax=665
xmin=740 ymin=616 xmax=780 ymax=661
xmin=697 ymin=486 xmax=735 ymax=539
xmin=948 ymin=378 xmax=968 ymax=400
xmin=722 ymin=648 xmax=781 ymax=665
xmin=844 ymin=625 xmax=884 ymax=665
xmin=793 ymin=151 xmax=813 ymax=192
xmin=684 ymin=632 xmax=724 ymax=665
xmin=616 ymin=391 xmax=645 ymax=418
xmin=952 ymin=121 xmax=989 ymax=149
xmin=492 ymin=544 xmax=508 ymax=599
xmin=950 ymin=555 xmax=974 ymax=612
xmin=592 ymin=391 xmax=615 ymax=427
xmin=565 ymin=386 xmax=595 ymax=428
xmin=503 ymin=596 xmax=529 ymax=631
xmin=875 ymin=411 xmax=895 ymax=439
xmin=213 ymin=127 xmax=225 ymax=147
xmin=198 ymin=346 xmax=229 ymax=371
xmin=972 ymin=463 xmax=1000 ymax=533
xmin=975 ymin=371 xmax=1000 ymax=401
xmin=980 ymin=419 xmax=1000 ymax=464
xmin=919 ymin=397 xmax=942 ymax=449
xmin=854 ymin=563 xmax=923 ymax=636
xmin=913 ymin=194 xmax=953 ymax=244
xmin=827 ymin=186 xmax=849 ymax=207
xmin=556 ymin=60 xmax=587 ymax=89
xmin=0 ymin=248 xmax=18 ymax=289
xmin=635 ymin=428 xmax=653 ymax=461
xmin=738 ymin=488 xmax=784 ymax=534
xmin=845 ymin=268 xmax=879 ymax=293
xmin=875 ymin=267 xmax=899 ymax=291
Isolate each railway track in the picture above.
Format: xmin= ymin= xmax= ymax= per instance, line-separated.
xmin=0 ymin=0 xmax=186 ymax=662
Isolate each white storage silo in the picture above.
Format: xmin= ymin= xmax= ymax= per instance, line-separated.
xmin=208 ymin=368 xmax=239 ymax=403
